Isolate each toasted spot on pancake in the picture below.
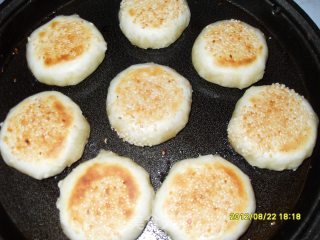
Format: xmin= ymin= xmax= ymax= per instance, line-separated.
xmin=153 ymin=155 xmax=255 ymax=240
xmin=50 ymin=20 xmax=60 ymax=29
xmin=128 ymin=8 xmax=135 ymax=16
xmin=53 ymin=99 xmax=73 ymax=125
xmin=57 ymin=150 xmax=154 ymax=240
xmin=3 ymin=95 xmax=73 ymax=161
xmin=36 ymin=18 xmax=91 ymax=66
xmin=217 ymin=163 xmax=246 ymax=199
xmin=204 ymin=20 xmax=263 ymax=67
xmin=121 ymin=0 xmax=186 ymax=28
xmin=38 ymin=31 xmax=46 ymax=38
xmin=68 ymin=163 xmax=139 ymax=228
xmin=228 ymin=83 xmax=319 ymax=170
xmin=107 ymin=63 xmax=192 ymax=146
xmin=115 ymin=66 xmax=183 ymax=125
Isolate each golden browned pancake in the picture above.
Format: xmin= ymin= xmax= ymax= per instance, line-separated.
xmin=153 ymin=155 xmax=255 ymax=240
xmin=26 ymin=15 xmax=107 ymax=86
xmin=119 ymin=0 xmax=190 ymax=49
xmin=228 ymin=83 xmax=319 ymax=170
xmin=57 ymin=150 xmax=154 ymax=240
xmin=192 ymin=19 xmax=268 ymax=89
xmin=106 ymin=63 xmax=192 ymax=146
xmin=0 ymin=91 xmax=90 ymax=179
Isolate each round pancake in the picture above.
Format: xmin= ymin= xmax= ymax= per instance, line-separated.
xmin=119 ymin=0 xmax=190 ymax=49
xmin=106 ymin=63 xmax=192 ymax=146
xmin=26 ymin=15 xmax=107 ymax=86
xmin=57 ymin=150 xmax=154 ymax=240
xmin=228 ymin=83 xmax=319 ymax=171
xmin=0 ymin=91 xmax=90 ymax=179
xmin=192 ymin=19 xmax=268 ymax=89
xmin=152 ymin=155 xmax=255 ymax=240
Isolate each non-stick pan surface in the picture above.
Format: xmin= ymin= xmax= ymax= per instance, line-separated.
xmin=0 ymin=0 xmax=319 ymax=239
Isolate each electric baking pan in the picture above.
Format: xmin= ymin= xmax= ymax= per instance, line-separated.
xmin=0 ymin=0 xmax=319 ymax=239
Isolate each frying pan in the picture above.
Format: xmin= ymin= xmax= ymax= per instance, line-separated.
xmin=0 ymin=0 xmax=319 ymax=239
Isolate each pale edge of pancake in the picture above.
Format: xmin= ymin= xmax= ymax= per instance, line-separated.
xmin=26 ymin=15 xmax=107 ymax=86
xmin=227 ymin=84 xmax=319 ymax=171
xmin=118 ymin=0 xmax=190 ymax=49
xmin=0 ymin=91 xmax=90 ymax=179
xmin=106 ymin=63 xmax=192 ymax=147
xmin=152 ymin=155 xmax=256 ymax=240
xmin=192 ymin=19 xmax=268 ymax=89
xmin=56 ymin=150 xmax=155 ymax=240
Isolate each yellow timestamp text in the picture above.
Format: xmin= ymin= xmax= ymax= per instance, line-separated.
xmin=230 ymin=212 xmax=301 ymax=221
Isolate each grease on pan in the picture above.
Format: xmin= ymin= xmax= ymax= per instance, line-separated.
xmin=106 ymin=63 xmax=192 ymax=147
xmin=57 ymin=150 xmax=154 ymax=240
xmin=0 ymin=91 xmax=90 ymax=180
xmin=192 ymin=19 xmax=268 ymax=89
xmin=119 ymin=0 xmax=190 ymax=49
xmin=228 ymin=83 xmax=319 ymax=171
xmin=26 ymin=15 xmax=107 ymax=86
xmin=152 ymin=154 xmax=255 ymax=240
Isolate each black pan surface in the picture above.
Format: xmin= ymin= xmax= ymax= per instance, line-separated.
xmin=0 ymin=0 xmax=319 ymax=239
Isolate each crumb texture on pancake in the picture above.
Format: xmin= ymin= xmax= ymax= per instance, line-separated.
xmin=2 ymin=95 xmax=73 ymax=161
xmin=121 ymin=0 xmax=187 ymax=28
xmin=107 ymin=63 xmax=192 ymax=146
xmin=57 ymin=150 xmax=154 ymax=240
xmin=192 ymin=19 xmax=268 ymax=89
xmin=26 ymin=15 xmax=107 ymax=86
xmin=228 ymin=83 xmax=319 ymax=170
xmin=0 ymin=91 xmax=90 ymax=179
xmin=119 ymin=0 xmax=190 ymax=48
xmin=35 ymin=18 xmax=92 ymax=66
xmin=114 ymin=66 xmax=183 ymax=125
xmin=153 ymin=155 xmax=255 ymax=240
xmin=68 ymin=163 xmax=139 ymax=239
xmin=164 ymin=163 xmax=247 ymax=236
xmin=203 ymin=20 xmax=263 ymax=67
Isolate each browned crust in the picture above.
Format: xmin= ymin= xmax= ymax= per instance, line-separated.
xmin=163 ymin=162 xmax=249 ymax=236
xmin=241 ymin=85 xmax=311 ymax=152
xmin=204 ymin=20 xmax=264 ymax=67
xmin=3 ymin=95 xmax=73 ymax=161
xmin=68 ymin=163 xmax=140 ymax=224
xmin=114 ymin=66 xmax=183 ymax=125
xmin=122 ymin=0 xmax=186 ymax=28
xmin=35 ymin=18 xmax=91 ymax=66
